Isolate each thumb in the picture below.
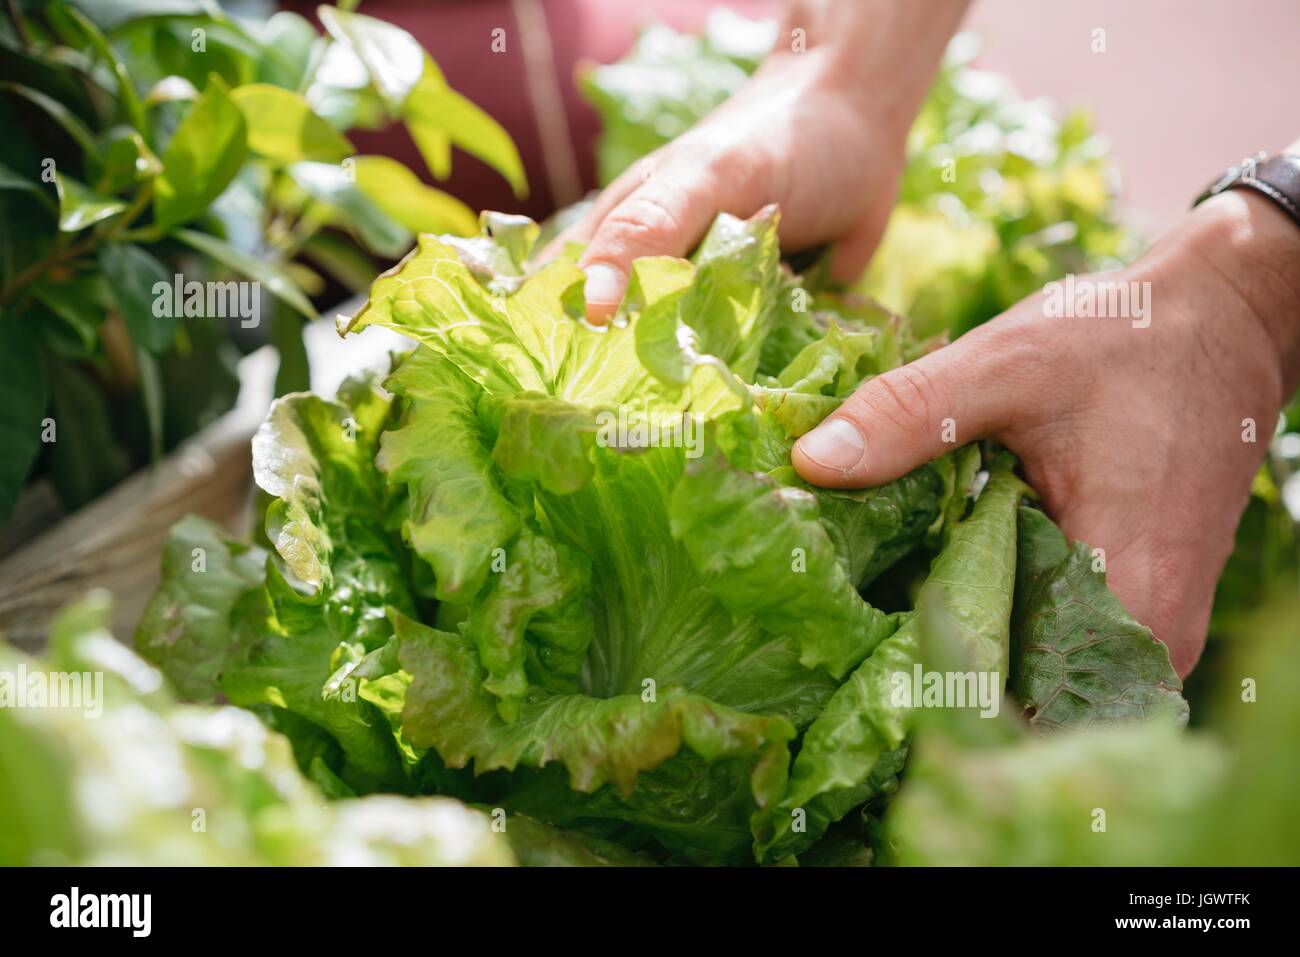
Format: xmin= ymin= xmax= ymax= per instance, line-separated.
xmin=577 ymin=166 xmax=729 ymax=323
xmin=792 ymin=324 xmax=1024 ymax=488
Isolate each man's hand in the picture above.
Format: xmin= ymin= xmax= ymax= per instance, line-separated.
xmin=554 ymin=0 xmax=971 ymax=323
xmin=793 ymin=188 xmax=1300 ymax=676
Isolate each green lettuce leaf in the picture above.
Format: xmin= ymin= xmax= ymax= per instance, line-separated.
xmin=10 ymin=593 xmax=513 ymax=866
xmin=396 ymin=609 xmax=795 ymax=860
xmin=1010 ymin=506 xmax=1188 ymax=730
xmin=753 ymin=468 xmax=1027 ymax=861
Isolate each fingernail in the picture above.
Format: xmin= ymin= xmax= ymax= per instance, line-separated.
xmin=583 ymin=263 xmax=623 ymax=308
xmin=797 ymin=418 xmax=866 ymax=472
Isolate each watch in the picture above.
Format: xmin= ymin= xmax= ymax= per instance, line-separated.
xmin=1195 ymin=152 xmax=1300 ymax=230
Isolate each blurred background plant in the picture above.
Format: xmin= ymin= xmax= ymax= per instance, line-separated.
xmin=0 ymin=591 xmax=649 ymax=866
xmin=881 ymin=593 xmax=1300 ymax=865
xmin=0 ymin=0 xmax=525 ymax=527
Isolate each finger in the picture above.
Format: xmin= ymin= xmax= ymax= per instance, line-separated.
xmin=576 ymin=164 xmax=727 ymax=323
xmin=535 ymin=161 xmax=648 ymax=263
xmin=827 ymin=190 xmax=895 ymax=283
xmin=792 ymin=323 xmax=1030 ymax=488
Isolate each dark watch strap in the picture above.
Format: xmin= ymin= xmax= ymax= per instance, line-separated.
xmin=1196 ymin=152 xmax=1300 ymax=229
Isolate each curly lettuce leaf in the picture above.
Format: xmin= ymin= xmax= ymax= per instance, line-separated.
xmin=670 ymin=438 xmax=901 ymax=680
xmin=134 ymin=514 xmax=267 ymax=702
xmin=377 ymin=347 xmax=522 ymax=602
xmin=11 ymin=593 xmax=513 ymax=866
xmin=395 ymin=610 xmax=795 ymax=843
xmin=753 ymin=467 xmax=1026 ymax=861
xmin=251 ymin=379 xmax=413 ymax=648
xmin=1010 ymin=505 xmax=1188 ymax=730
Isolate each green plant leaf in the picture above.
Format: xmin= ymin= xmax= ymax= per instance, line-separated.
xmin=396 ymin=606 xmax=795 ymax=807
xmin=288 ymin=160 xmax=411 ymax=257
xmin=250 ymin=384 xmax=411 ymax=640
xmin=377 ymin=347 xmax=522 ymax=603
xmin=254 ymin=11 xmax=320 ymax=90
xmin=44 ymin=357 xmax=130 ymax=509
xmin=298 ymin=232 xmax=378 ymax=293
xmin=54 ymin=174 xmax=126 ymax=232
xmin=0 ymin=160 xmax=56 ymax=214
xmin=0 ymin=318 xmax=49 ymax=523
xmin=154 ymin=76 xmax=247 ymax=231
xmin=1010 ymin=506 xmax=1189 ymax=730
xmin=270 ymin=307 xmax=308 ymax=398
xmin=0 ymin=81 xmax=97 ymax=155
xmin=99 ymin=243 xmax=176 ymax=355
xmin=405 ymin=83 xmax=527 ymax=197
xmin=316 ymin=6 xmax=426 ymax=113
xmin=31 ymin=277 xmax=104 ymax=356
xmin=752 ymin=468 xmax=1026 ymax=861
xmin=231 ymin=84 xmax=353 ymax=164
xmin=66 ymin=5 xmax=148 ymax=138
xmin=175 ymin=228 xmax=317 ymax=320
xmin=96 ymin=127 xmax=163 ymax=195
xmin=134 ymin=514 xmax=267 ymax=701
xmin=351 ymin=154 xmax=477 ymax=236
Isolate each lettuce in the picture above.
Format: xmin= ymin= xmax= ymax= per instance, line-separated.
xmin=131 ymin=205 xmax=1185 ymax=865
xmin=1 ymin=593 xmax=514 ymax=866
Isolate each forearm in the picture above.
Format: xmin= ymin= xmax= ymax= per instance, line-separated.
xmin=1183 ymin=137 xmax=1300 ymax=401
xmin=767 ymin=0 xmax=971 ymax=131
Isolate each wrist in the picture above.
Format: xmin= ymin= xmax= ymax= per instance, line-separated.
xmin=765 ymin=0 xmax=969 ymax=141
xmin=1179 ymin=188 xmax=1300 ymax=398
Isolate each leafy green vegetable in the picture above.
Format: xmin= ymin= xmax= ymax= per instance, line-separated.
xmin=1011 ymin=506 xmax=1188 ymax=729
xmin=2 ymin=592 xmax=514 ymax=866
xmin=884 ymin=594 xmax=1300 ymax=866
xmin=136 ymin=203 xmax=1185 ymax=864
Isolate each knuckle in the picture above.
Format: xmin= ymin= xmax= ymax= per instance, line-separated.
xmin=600 ymin=190 xmax=687 ymax=253
xmin=861 ymin=363 xmax=941 ymax=433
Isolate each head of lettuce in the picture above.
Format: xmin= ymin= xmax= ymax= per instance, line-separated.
xmin=135 ymin=207 xmax=1185 ymax=865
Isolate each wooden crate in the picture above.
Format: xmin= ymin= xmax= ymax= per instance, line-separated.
xmin=0 ymin=307 xmax=407 ymax=652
